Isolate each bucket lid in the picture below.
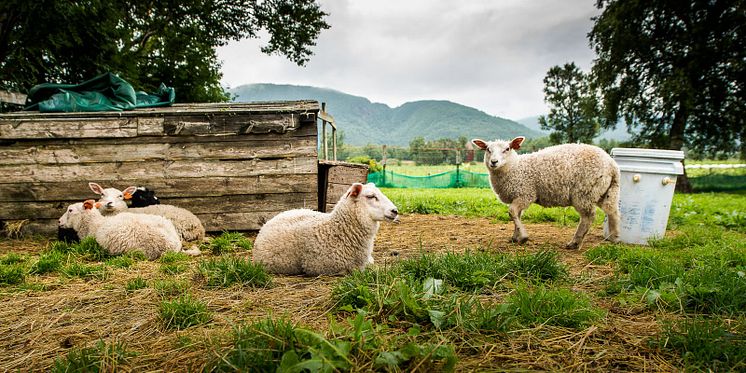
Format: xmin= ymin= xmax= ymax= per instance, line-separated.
xmin=611 ymin=147 xmax=685 ymax=160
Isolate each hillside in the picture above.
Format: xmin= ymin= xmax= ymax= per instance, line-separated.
xmin=230 ymin=84 xmax=540 ymax=146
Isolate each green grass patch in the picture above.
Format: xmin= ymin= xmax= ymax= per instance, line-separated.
xmin=52 ymin=340 xmax=134 ymax=373
xmin=197 ymin=256 xmax=271 ymax=288
xmin=506 ymin=250 xmax=567 ymax=282
xmin=506 ymin=286 xmax=604 ymax=328
xmin=596 ymin=228 xmax=746 ymax=315
xmin=159 ymin=251 xmax=190 ymax=275
xmin=29 ymin=251 xmax=65 ymax=275
xmin=159 ymin=295 xmax=212 ymax=330
xmin=125 ymin=277 xmax=148 ymax=292
xmin=62 ymin=262 xmax=107 ymax=280
xmin=585 ymin=243 xmax=627 ymax=265
xmin=202 ymin=231 xmax=253 ymax=255
xmin=398 ymin=251 xmax=506 ymax=292
xmin=153 ymin=279 xmax=189 ymax=298
xmin=0 ymin=262 xmax=26 ymax=285
xmin=104 ymin=251 xmax=146 ymax=269
xmin=0 ymin=252 xmax=24 ymax=265
xmin=209 ymin=315 xmax=457 ymax=372
xmin=656 ymin=317 xmax=746 ymax=371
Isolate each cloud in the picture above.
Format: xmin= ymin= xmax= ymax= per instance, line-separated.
xmin=217 ymin=0 xmax=600 ymax=119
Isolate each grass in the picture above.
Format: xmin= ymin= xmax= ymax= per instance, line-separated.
xmin=0 ymin=262 xmax=25 ymax=285
xmin=201 ymin=231 xmax=253 ymax=255
xmin=153 ymin=279 xmax=189 ymax=298
xmin=507 ymin=286 xmax=604 ymax=328
xmin=125 ymin=277 xmax=148 ymax=292
xmin=159 ymin=295 xmax=212 ymax=330
xmin=1 ymin=188 xmax=744 ymax=371
xmin=383 ymin=188 xmax=746 ymax=232
xmin=196 ymin=255 xmax=271 ymax=288
xmin=52 ymin=340 xmax=134 ymax=373
xmin=656 ymin=317 xmax=746 ymax=371
xmin=159 ymin=252 xmax=190 ymax=275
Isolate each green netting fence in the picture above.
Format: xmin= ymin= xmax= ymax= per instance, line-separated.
xmin=368 ymin=169 xmax=492 ymax=188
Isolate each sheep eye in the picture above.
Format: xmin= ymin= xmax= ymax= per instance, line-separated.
xmin=504 ymin=147 xmax=510 ymax=152
xmin=366 ymin=195 xmax=378 ymax=200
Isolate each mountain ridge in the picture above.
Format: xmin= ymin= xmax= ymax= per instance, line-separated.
xmin=230 ymin=83 xmax=541 ymax=146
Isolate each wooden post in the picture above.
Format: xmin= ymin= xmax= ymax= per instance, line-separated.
xmin=321 ymin=103 xmax=328 ymax=160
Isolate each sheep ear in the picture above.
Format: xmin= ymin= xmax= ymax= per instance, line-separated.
xmin=89 ymin=182 xmax=104 ymax=195
xmin=346 ymin=183 xmax=364 ymax=198
xmin=83 ymin=200 xmax=96 ymax=210
xmin=122 ymin=186 xmax=137 ymax=200
xmin=471 ymin=139 xmax=488 ymax=150
xmin=510 ymin=137 xmax=525 ymax=150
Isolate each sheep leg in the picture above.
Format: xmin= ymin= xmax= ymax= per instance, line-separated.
xmin=598 ymin=186 xmax=621 ymax=243
xmin=508 ymin=200 xmax=530 ymax=244
xmin=568 ymin=204 xmax=596 ymax=250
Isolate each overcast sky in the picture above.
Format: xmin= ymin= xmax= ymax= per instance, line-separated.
xmin=217 ymin=0 xmax=600 ymax=120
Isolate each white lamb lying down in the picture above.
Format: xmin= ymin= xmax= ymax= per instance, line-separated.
xmin=59 ymin=200 xmax=200 ymax=260
xmin=253 ymin=182 xmax=399 ymax=276
xmin=472 ymin=136 xmax=621 ymax=250
xmin=89 ymin=183 xmax=206 ymax=242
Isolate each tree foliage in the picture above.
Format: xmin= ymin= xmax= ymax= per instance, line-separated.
xmin=538 ymin=62 xmax=601 ymax=144
xmin=589 ymin=0 xmax=745 ymax=158
xmin=0 ymin=0 xmax=329 ymax=103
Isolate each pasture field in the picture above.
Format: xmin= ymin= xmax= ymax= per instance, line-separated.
xmin=386 ymin=162 xmax=746 ymax=193
xmin=0 ymin=190 xmax=745 ymax=371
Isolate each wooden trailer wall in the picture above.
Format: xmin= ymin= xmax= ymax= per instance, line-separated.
xmin=0 ymin=101 xmax=321 ymax=236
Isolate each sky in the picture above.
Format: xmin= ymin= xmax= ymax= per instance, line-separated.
xmin=217 ymin=0 xmax=601 ymax=121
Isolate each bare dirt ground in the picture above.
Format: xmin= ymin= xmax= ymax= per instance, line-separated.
xmin=0 ymin=214 xmax=674 ymax=372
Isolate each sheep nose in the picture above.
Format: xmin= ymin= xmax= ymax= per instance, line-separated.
xmin=106 ymin=202 xmax=113 ymax=207
xmin=391 ymin=208 xmax=398 ymax=215
xmin=490 ymin=160 xmax=498 ymax=167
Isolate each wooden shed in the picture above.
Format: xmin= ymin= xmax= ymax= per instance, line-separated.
xmin=0 ymin=101 xmax=366 ymax=237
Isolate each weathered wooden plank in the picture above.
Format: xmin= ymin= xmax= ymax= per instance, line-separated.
xmin=137 ymin=117 xmax=164 ymax=135
xmin=162 ymin=113 xmax=301 ymax=136
xmin=0 ymin=140 xmax=317 ymax=165
xmin=0 ymin=192 xmax=317 ymax=219
xmin=0 ymin=90 xmax=27 ymax=105
xmin=0 ymin=101 xmax=321 ymax=120
xmin=0 ymin=174 xmax=317 ymax=201
xmin=198 ymin=211 xmax=288 ymax=231
xmin=0 ymin=123 xmax=317 ymax=148
xmin=0 ymin=118 xmax=138 ymax=139
xmin=0 ymin=156 xmax=317 ymax=184
xmin=326 ymin=183 xmax=353 ymax=204
xmin=327 ymin=165 xmax=369 ymax=184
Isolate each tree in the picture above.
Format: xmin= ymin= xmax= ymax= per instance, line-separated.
xmin=0 ymin=0 xmax=329 ymax=102
xmin=538 ymin=62 xmax=601 ymax=144
xmin=589 ymin=0 xmax=746 ymax=191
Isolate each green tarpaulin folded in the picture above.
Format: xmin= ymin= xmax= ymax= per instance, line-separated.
xmin=24 ymin=72 xmax=175 ymax=112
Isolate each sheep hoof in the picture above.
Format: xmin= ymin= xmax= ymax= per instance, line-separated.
xmin=511 ymin=237 xmax=528 ymax=244
xmin=565 ymin=242 xmax=580 ymax=250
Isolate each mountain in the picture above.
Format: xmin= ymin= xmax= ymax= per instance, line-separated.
xmin=516 ymin=115 xmax=634 ymax=142
xmin=230 ymin=84 xmax=541 ymax=146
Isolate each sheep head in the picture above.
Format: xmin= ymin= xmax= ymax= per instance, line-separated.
xmin=471 ymin=137 xmax=525 ymax=170
xmin=89 ymin=183 xmax=138 ymax=214
xmin=345 ymin=182 xmax=399 ymax=223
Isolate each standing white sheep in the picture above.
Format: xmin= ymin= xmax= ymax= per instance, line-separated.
xmin=252 ymin=182 xmax=399 ymax=276
xmin=472 ymin=136 xmax=620 ymax=249
xmin=58 ymin=200 xmax=199 ymax=260
xmin=88 ymin=183 xmax=206 ymax=242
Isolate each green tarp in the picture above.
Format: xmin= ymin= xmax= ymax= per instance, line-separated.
xmin=24 ymin=72 xmax=175 ymax=112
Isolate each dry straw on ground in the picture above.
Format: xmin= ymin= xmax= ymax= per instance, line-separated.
xmin=0 ymin=215 xmax=680 ymax=371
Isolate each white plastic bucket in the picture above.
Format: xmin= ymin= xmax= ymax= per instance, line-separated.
xmin=604 ymin=148 xmax=684 ymax=245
